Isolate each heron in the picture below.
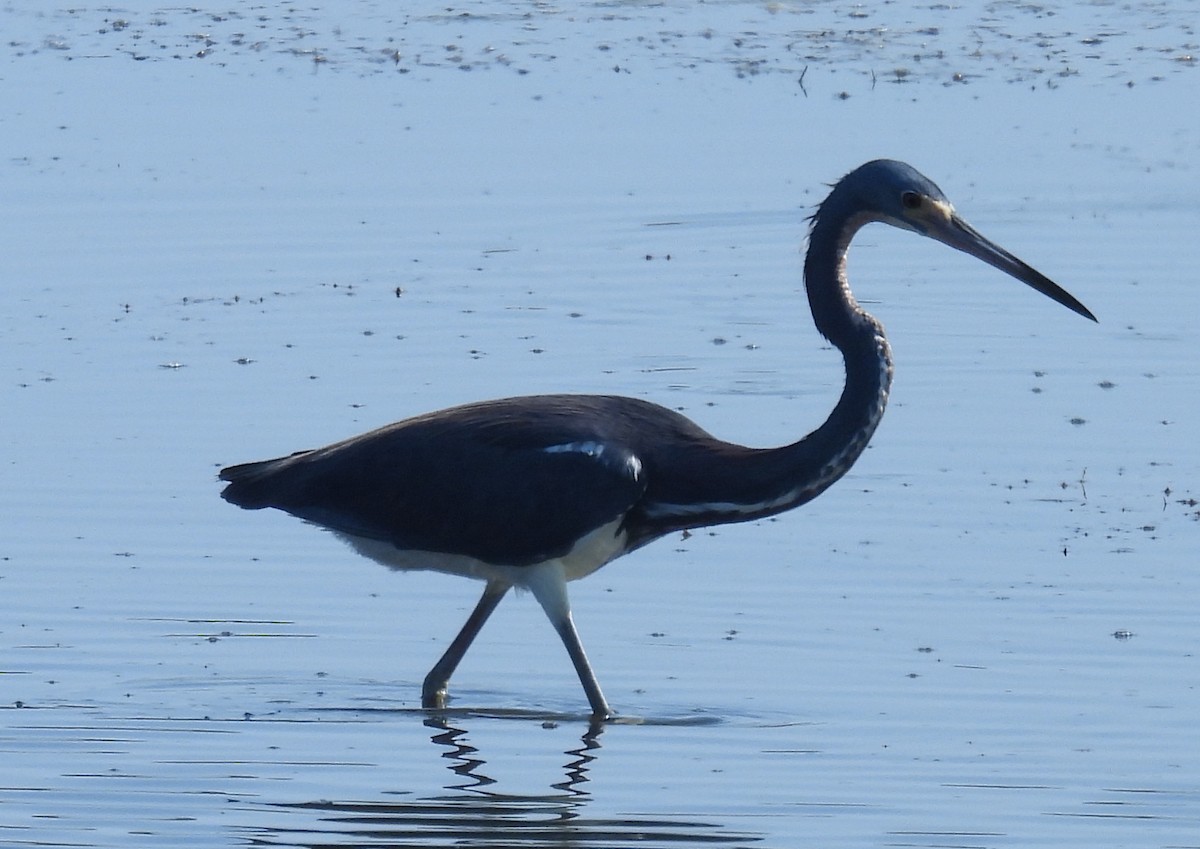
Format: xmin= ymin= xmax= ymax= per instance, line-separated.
xmin=219 ymin=159 xmax=1095 ymax=720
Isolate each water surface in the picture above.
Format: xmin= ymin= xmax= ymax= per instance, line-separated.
xmin=2 ymin=2 xmax=1198 ymax=847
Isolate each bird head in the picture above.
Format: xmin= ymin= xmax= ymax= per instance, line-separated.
xmin=823 ymin=160 xmax=1096 ymax=322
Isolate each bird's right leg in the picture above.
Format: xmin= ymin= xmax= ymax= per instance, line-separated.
xmin=525 ymin=561 xmax=613 ymax=721
xmin=422 ymin=580 xmax=510 ymax=709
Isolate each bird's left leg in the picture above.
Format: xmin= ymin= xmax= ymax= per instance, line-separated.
xmin=525 ymin=561 xmax=613 ymax=721
xmin=422 ymin=579 xmax=509 ymax=709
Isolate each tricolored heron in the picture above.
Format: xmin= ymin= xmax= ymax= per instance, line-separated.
xmin=219 ymin=160 xmax=1095 ymax=720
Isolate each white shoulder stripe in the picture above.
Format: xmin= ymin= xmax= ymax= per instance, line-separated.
xmin=543 ymin=440 xmax=606 ymax=457
xmin=542 ymin=441 xmax=643 ymax=481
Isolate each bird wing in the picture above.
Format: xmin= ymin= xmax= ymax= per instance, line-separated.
xmin=220 ymin=415 xmax=647 ymax=567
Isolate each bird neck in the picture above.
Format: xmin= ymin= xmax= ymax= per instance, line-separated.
xmin=792 ymin=210 xmax=894 ymax=499
xmin=628 ymin=210 xmax=895 ymax=541
xmin=804 ymin=210 xmax=877 ymax=343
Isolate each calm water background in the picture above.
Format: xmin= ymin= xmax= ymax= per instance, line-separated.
xmin=2 ymin=2 xmax=1198 ymax=847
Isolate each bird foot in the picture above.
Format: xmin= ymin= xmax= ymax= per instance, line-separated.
xmin=421 ymin=683 xmax=450 ymax=710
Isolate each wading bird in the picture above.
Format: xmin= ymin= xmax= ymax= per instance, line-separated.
xmin=219 ymin=160 xmax=1095 ymax=720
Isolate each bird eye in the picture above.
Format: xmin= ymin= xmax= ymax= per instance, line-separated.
xmin=901 ymin=191 xmax=923 ymax=210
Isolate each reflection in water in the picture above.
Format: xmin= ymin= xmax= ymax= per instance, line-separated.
xmin=245 ymin=715 xmax=762 ymax=847
xmin=428 ymin=716 xmax=601 ymax=798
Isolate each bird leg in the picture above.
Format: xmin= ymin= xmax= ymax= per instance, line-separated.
xmin=422 ymin=580 xmax=509 ymax=709
xmin=552 ymin=612 xmax=613 ymax=721
xmin=525 ymin=561 xmax=613 ymax=721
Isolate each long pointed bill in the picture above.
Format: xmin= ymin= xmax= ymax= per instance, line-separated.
xmin=929 ymin=213 xmax=1097 ymax=322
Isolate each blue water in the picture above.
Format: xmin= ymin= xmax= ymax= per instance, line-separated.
xmin=2 ymin=2 xmax=1198 ymax=847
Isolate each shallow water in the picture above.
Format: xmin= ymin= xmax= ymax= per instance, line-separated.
xmin=3 ymin=2 xmax=1198 ymax=847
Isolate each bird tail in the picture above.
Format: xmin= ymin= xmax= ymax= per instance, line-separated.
xmin=218 ymin=451 xmax=308 ymax=509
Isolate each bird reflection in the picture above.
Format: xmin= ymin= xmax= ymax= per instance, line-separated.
xmin=249 ymin=716 xmax=760 ymax=847
xmin=427 ymin=718 xmax=495 ymax=790
xmin=426 ymin=714 xmax=599 ymax=803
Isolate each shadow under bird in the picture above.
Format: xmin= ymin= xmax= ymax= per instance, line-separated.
xmin=219 ymin=159 xmax=1096 ymax=720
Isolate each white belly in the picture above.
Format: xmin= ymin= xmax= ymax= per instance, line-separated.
xmin=329 ymin=518 xmax=629 ymax=589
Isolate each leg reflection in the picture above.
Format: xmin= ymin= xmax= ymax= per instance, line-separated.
xmin=424 ymin=714 xmax=600 ymax=806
